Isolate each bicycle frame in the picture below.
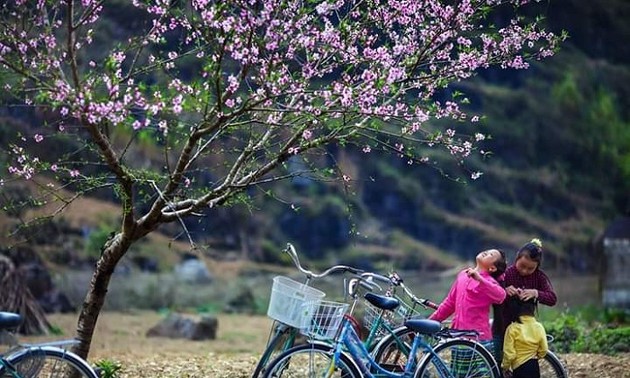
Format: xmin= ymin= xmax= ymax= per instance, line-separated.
xmin=328 ymin=316 xmax=452 ymax=378
xmin=263 ymin=322 xmax=299 ymax=354
xmin=0 ymin=357 xmax=18 ymax=378
xmin=363 ymin=313 xmax=399 ymax=350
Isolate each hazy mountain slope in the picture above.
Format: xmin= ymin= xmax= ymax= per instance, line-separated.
xmin=1 ymin=0 xmax=628 ymax=273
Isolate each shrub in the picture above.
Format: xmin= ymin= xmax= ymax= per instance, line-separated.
xmin=48 ymin=324 xmax=64 ymax=336
xmin=94 ymin=359 xmax=122 ymax=378
xmin=603 ymin=307 xmax=630 ymax=326
xmin=543 ymin=307 xmax=630 ymax=355
xmin=543 ymin=311 xmax=584 ymax=353
xmin=574 ymin=325 xmax=630 ymax=355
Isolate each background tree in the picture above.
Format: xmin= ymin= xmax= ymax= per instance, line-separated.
xmin=0 ymin=0 xmax=563 ymax=359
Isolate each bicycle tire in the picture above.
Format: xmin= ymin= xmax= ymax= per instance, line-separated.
xmin=414 ymin=338 xmax=501 ymax=378
xmin=540 ymin=351 xmax=568 ymax=378
xmin=251 ymin=323 xmax=297 ymax=378
xmin=0 ymin=345 xmax=99 ymax=378
xmin=262 ymin=342 xmax=362 ymax=378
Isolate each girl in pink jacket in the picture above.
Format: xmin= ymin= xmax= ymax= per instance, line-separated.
xmin=429 ymin=248 xmax=507 ymax=355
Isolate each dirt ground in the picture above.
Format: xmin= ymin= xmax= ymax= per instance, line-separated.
xmin=21 ymin=311 xmax=630 ymax=378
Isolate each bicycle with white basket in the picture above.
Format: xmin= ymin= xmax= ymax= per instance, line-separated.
xmin=262 ymin=283 xmax=501 ymax=378
xmin=251 ymin=243 xmax=364 ymax=378
xmin=256 ymin=248 xmax=503 ymax=378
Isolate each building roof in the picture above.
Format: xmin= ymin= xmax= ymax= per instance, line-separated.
xmin=603 ymin=216 xmax=630 ymax=239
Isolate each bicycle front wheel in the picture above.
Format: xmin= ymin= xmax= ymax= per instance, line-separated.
xmin=414 ymin=339 xmax=501 ymax=378
xmin=540 ymin=351 xmax=568 ymax=378
xmin=252 ymin=323 xmax=298 ymax=378
xmin=0 ymin=345 xmax=99 ymax=378
xmin=263 ymin=342 xmax=362 ymax=378
xmin=370 ymin=326 xmax=426 ymax=372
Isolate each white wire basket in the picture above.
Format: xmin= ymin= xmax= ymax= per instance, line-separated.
xmin=267 ymin=276 xmax=326 ymax=328
xmin=299 ymin=300 xmax=349 ymax=340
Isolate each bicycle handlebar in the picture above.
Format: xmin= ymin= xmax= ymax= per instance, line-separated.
xmin=283 ymin=243 xmax=439 ymax=309
xmin=359 ymin=271 xmax=391 ymax=285
xmin=388 ymin=271 xmax=439 ymax=310
xmin=346 ymin=276 xmax=381 ymax=298
xmin=399 ymin=281 xmax=439 ymax=310
xmin=284 ymin=243 xmax=364 ymax=279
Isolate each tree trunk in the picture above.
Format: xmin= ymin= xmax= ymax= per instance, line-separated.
xmin=72 ymin=234 xmax=129 ymax=360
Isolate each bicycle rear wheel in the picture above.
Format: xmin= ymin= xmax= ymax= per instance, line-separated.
xmin=540 ymin=351 xmax=568 ymax=378
xmin=0 ymin=345 xmax=99 ymax=378
xmin=263 ymin=342 xmax=362 ymax=378
xmin=414 ymin=339 xmax=501 ymax=378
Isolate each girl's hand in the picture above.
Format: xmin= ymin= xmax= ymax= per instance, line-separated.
xmin=518 ymin=289 xmax=538 ymax=301
xmin=465 ymin=267 xmax=481 ymax=281
xmin=506 ymin=285 xmax=519 ymax=296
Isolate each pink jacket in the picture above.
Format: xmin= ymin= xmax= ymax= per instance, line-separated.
xmin=429 ymin=269 xmax=506 ymax=340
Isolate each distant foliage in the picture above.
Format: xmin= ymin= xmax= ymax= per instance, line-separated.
xmin=84 ymin=226 xmax=113 ymax=258
xmin=574 ymin=325 xmax=630 ymax=355
xmin=544 ymin=307 xmax=630 ymax=355
xmin=602 ymin=307 xmax=630 ymax=325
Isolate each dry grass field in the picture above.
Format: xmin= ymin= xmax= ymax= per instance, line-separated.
xmin=22 ymin=311 xmax=273 ymax=377
xmin=17 ymin=311 xmax=630 ymax=378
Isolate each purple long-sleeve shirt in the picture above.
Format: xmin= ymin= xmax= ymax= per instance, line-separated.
xmin=493 ymin=266 xmax=557 ymax=338
xmin=503 ymin=266 xmax=557 ymax=306
xmin=429 ymin=269 xmax=506 ymax=340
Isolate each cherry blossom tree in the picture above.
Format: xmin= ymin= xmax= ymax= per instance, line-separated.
xmin=0 ymin=0 xmax=563 ymax=359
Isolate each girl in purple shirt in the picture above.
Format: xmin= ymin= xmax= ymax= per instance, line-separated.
xmin=493 ymin=239 xmax=558 ymax=369
xmin=430 ymin=249 xmax=507 ymax=353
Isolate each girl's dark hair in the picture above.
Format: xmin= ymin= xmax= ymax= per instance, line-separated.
xmin=515 ymin=298 xmax=538 ymax=322
xmin=517 ymin=238 xmax=543 ymax=267
xmin=490 ymin=252 xmax=508 ymax=335
xmin=490 ymin=249 xmax=507 ymax=280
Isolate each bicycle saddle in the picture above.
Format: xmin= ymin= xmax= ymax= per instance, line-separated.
xmin=364 ymin=292 xmax=400 ymax=311
xmin=404 ymin=318 xmax=442 ymax=335
xmin=0 ymin=312 xmax=22 ymax=329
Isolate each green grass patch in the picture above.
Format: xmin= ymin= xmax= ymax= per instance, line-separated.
xmin=543 ymin=305 xmax=630 ymax=355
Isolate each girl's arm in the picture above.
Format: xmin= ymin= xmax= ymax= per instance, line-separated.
xmin=476 ymin=274 xmax=507 ymax=304
xmin=536 ymin=271 xmax=557 ymax=306
xmin=429 ymin=275 xmax=458 ymax=322
xmin=502 ymin=325 xmax=517 ymax=371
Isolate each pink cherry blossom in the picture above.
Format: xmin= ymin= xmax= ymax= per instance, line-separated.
xmin=0 ymin=0 xmax=564 ymax=360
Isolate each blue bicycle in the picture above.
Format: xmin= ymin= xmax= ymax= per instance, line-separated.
xmin=252 ymin=243 xmax=364 ymax=378
xmin=262 ymin=292 xmax=500 ymax=378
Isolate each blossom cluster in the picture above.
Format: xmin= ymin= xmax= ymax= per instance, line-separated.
xmin=0 ymin=0 xmax=564 ymax=184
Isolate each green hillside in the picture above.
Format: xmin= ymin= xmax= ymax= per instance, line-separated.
xmin=0 ymin=0 xmax=628 ymax=274
xmin=235 ymin=0 xmax=630 ymax=271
